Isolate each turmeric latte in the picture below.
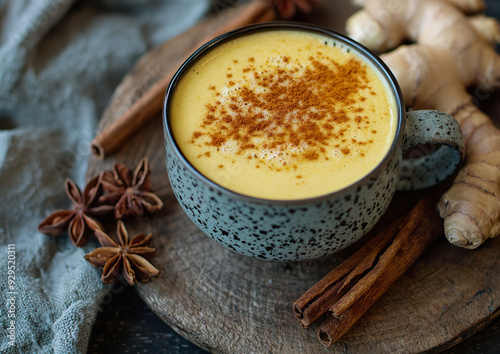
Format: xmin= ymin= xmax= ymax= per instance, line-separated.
xmin=170 ymin=30 xmax=397 ymax=200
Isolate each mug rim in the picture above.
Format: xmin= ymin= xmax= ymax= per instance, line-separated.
xmin=163 ymin=21 xmax=405 ymax=206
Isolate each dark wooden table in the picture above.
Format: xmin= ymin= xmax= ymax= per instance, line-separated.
xmin=88 ymin=284 xmax=500 ymax=354
xmin=88 ymin=1 xmax=500 ymax=353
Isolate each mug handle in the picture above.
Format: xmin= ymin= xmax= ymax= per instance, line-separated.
xmin=397 ymin=110 xmax=465 ymax=190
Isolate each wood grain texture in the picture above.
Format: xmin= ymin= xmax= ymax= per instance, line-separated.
xmin=87 ymin=1 xmax=500 ymax=352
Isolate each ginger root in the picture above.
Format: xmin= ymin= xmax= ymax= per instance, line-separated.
xmin=346 ymin=0 xmax=500 ymax=248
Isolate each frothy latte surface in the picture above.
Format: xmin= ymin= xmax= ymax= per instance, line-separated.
xmin=170 ymin=30 xmax=397 ymax=200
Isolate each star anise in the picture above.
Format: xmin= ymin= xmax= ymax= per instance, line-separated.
xmin=38 ymin=173 xmax=114 ymax=247
xmin=84 ymin=220 xmax=159 ymax=285
xmin=267 ymin=0 xmax=320 ymax=19
xmin=100 ymin=157 xmax=163 ymax=220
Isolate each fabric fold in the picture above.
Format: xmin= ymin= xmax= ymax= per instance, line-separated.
xmin=0 ymin=0 xmax=211 ymax=352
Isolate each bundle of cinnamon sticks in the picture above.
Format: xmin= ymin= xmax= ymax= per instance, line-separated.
xmin=293 ymin=197 xmax=443 ymax=346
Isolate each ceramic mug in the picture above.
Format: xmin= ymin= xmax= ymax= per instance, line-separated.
xmin=162 ymin=23 xmax=464 ymax=262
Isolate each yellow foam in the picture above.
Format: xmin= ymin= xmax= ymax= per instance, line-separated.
xmin=170 ymin=30 xmax=397 ymax=200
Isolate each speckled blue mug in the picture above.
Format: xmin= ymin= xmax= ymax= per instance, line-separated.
xmin=162 ymin=23 xmax=464 ymax=262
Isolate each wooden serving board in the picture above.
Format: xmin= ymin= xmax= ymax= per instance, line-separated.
xmin=87 ymin=2 xmax=500 ymax=353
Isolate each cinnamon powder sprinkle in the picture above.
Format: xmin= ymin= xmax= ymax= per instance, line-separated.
xmin=191 ymin=53 xmax=375 ymax=165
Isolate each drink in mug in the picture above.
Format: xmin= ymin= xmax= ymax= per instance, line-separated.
xmin=170 ymin=28 xmax=397 ymax=200
xmin=163 ymin=23 xmax=463 ymax=261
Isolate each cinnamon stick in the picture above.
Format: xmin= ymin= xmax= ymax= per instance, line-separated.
xmin=90 ymin=0 xmax=276 ymax=159
xmin=292 ymin=218 xmax=402 ymax=327
xmin=293 ymin=197 xmax=443 ymax=347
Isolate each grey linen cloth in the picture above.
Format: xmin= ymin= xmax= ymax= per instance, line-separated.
xmin=0 ymin=0 xmax=210 ymax=352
